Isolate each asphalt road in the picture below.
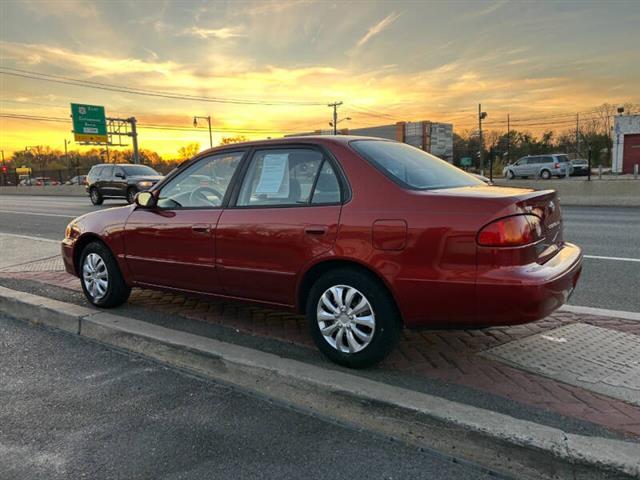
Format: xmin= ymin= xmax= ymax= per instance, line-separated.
xmin=0 ymin=313 xmax=500 ymax=480
xmin=0 ymin=195 xmax=638 ymax=312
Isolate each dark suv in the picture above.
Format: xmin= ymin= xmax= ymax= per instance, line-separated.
xmin=86 ymin=164 xmax=163 ymax=205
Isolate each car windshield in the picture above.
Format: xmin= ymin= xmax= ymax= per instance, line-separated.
xmin=122 ymin=165 xmax=159 ymax=176
xmin=351 ymin=140 xmax=483 ymax=190
xmin=572 ymin=159 xmax=587 ymax=165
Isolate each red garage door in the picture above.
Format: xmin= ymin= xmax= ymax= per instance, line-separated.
xmin=623 ymin=133 xmax=640 ymax=174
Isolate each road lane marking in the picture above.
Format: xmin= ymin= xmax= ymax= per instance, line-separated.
xmin=561 ymin=305 xmax=640 ymax=321
xmin=584 ymin=254 xmax=640 ymax=263
xmin=0 ymin=233 xmax=60 ymax=243
xmin=0 ymin=209 xmax=76 ymax=218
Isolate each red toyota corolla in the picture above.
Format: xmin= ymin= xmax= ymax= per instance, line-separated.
xmin=62 ymin=136 xmax=582 ymax=367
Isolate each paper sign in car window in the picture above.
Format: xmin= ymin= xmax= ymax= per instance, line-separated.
xmin=255 ymin=154 xmax=289 ymax=198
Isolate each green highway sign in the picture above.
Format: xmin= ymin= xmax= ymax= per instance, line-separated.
xmin=71 ymin=103 xmax=108 ymax=143
xmin=460 ymin=157 xmax=472 ymax=167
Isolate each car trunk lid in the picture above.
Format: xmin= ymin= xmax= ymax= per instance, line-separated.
xmin=423 ymin=185 xmax=563 ymax=262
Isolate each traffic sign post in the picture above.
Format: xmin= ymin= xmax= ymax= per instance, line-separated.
xmin=71 ymin=103 xmax=108 ymax=143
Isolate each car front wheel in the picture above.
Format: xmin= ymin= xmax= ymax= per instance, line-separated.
xmin=506 ymin=169 xmax=515 ymax=179
xmin=80 ymin=241 xmax=131 ymax=308
xmin=307 ymin=268 xmax=401 ymax=368
xmin=89 ymin=187 xmax=104 ymax=205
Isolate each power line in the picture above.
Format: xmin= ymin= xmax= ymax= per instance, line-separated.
xmin=0 ymin=67 xmax=327 ymax=107
xmin=0 ymin=112 xmax=299 ymax=134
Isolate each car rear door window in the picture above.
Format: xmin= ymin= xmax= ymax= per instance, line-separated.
xmin=236 ymin=148 xmax=334 ymax=207
xmin=311 ymin=161 xmax=341 ymax=205
xmin=101 ymin=166 xmax=114 ymax=179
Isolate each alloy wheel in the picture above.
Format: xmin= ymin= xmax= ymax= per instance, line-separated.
xmin=316 ymin=285 xmax=375 ymax=353
xmin=82 ymin=253 xmax=109 ymax=300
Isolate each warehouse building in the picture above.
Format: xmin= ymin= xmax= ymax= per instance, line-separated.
xmin=612 ymin=114 xmax=640 ymax=174
xmin=289 ymin=121 xmax=454 ymax=163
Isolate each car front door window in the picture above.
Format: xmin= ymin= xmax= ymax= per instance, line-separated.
xmin=157 ymin=151 xmax=244 ymax=209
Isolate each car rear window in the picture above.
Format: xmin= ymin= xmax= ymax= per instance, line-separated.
xmin=350 ymin=140 xmax=483 ymax=190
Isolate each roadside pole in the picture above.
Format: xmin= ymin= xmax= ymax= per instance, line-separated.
xmin=587 ymin=146 xmax=592 ymax=182
xmin=130 ymin=117 xmax=139 ymax=164
xmin=478 ymin=104 xmax=487 ymax=176
xmin=328 ymin=101 xmax=343 ymax=135
xmin=489 ymin=146 xmax=494 ymax=183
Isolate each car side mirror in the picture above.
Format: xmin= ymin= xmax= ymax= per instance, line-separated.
xmin=135 ymin=191 xmax=156 ymax=208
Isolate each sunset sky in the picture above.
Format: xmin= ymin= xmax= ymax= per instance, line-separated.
xmin=1 ymin=0 xmax=639 ymax=157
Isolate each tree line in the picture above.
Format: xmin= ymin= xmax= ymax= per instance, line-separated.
xmin=2 ymin=135 xmax=250 ymax=178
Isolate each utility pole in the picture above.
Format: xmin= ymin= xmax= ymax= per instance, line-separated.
xmin=193 ymin=115 xmax=213 ymax=148
xmin=507 ymin=113 xmax=511 ymax=163
xmin=129 ymin=117 xmax=140 ymax=164
xmin=576 ymin=113 xmax=580 ymax=157
xmin=478 ymin=104 xmax=487 ymax=175
xmin=328 ymin=101 xmax=343 ymax=135
xmin=64 ymin=139 xmax=69 ymax=172
xmin=1 ymin=150 xmax=5 ymax=187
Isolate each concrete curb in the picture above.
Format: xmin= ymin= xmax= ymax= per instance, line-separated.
xmin=1 ymin=285 xmax=638 ymax=479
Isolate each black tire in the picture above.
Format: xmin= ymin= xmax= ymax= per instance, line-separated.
xmin=126 ymin=187 xmax=138 ymax=204
xmin=79 ymin=241 xmax=131 ymax=308
xmin=306 ymin=268 xmax=401 ymax=368
xmin=89 ymin=187 xmax=103 ymax=205
xmin=540 ymin=169 xmax=551 ymax=179
xmin=506 ymin=170 xmax=515 ymax=179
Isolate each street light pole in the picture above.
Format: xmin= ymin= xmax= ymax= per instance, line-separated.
xmin=507 ymin=113 xmax=511 ymax=164
xmin=193 ymin=115 xmax=213 ymax=148
xmin=478 ymin=104 xmax=487 ymax=176
xmin=329 ymin=117 xmax=351 ymax=132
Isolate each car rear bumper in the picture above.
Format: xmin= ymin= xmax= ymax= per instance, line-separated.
xmin=475 ymin=242 xmax=582 ymax=325
xmin=397 ymin=242 xmax=582 ymax=329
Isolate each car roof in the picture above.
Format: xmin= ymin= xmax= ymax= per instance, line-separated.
xmin=196 ymin=135 xmax=394 ymax=156
xmin=92 ymin=163 xmax=150 ymax=167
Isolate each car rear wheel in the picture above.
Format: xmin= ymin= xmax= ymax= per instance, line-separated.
xmin=307 ymin=268 xmax=401 ymax=368
xmin=80 ymin=241 xmax=131 ymax=308
xmin=540 ymin=169 xmax=551 ymax=179
xmin=126 ymin=187 xmax=137 ymax=204
xmin=89 ymin=187 xmax=104 ymax=205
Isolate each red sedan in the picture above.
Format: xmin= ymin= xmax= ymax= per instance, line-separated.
xmin=62 ymin=136 xmax=582 ymax=367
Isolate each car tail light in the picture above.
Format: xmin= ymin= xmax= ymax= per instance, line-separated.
xmin=477 ymin=214 xmax=543 ymax=247
xmin=554 ymin=163 xmax=560 ymax=168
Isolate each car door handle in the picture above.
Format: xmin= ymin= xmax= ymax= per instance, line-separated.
xmin=304 ymin=226 xmax=327 ymax=235
xmin=192 ymin=225 xmax=211 ymax=235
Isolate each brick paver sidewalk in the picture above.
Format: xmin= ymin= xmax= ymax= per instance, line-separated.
xmin=3 ymin=269 xmax=639 ymax=438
